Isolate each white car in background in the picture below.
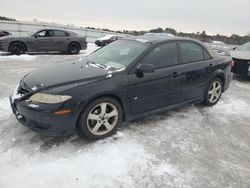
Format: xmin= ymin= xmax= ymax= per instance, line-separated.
xmin=144 ymin=33 xmax=175 ymax=37
xmin=231 ymin=42 xmax=250 ymax=78
xmin=95 ymin=34 xmax=124 ymax=47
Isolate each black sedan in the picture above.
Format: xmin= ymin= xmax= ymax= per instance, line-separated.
xmin=0 ymin=30 xmax=12 ymax=37
xmin=95 ymin=34 xmax=124 ymax=47
xmin=0 ymin=29 xmax=87 ymax=55
xmin=231 ymin=42 xmax=250 ymax=78
xmin=10 ymin=36 xmax=233 ymax=139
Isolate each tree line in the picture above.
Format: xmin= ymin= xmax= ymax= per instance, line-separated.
xmin=87 ymin=27 xmax=250 ymax=45
xmin=0 ymin=16 xmax=16 ymax=21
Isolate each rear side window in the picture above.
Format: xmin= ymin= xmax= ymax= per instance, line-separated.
xmin=180 ymin=42 xmax=204 ymax=64
xmin=142 ymin=42 xmax=178 ymax=69
xmin=54 ymin=30 xmax=66 ymax=37
xmin=204 ymin=50 xmax=211 ymax=60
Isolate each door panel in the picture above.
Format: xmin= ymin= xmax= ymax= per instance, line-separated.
xmin=36 ymin=37 xmax=53 ymax=51
xmin=127 ymin=66 xmax=182 ymax=115
xmin=180 ymin=59 xmax=215 ymax=101
xmin=178 ymin=41 xmax=214 ymax=101
xmin=51 ymin=37 xmax=69 ymax=51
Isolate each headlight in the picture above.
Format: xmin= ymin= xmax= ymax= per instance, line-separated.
xmin=29 ymin=93 xmax=72 ymax=104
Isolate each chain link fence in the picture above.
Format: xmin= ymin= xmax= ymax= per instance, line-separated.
xmin=0 ymin=20 xmax=122 ymax=43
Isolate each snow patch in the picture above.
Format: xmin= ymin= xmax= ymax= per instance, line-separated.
xmin=0 ymin=54 xmax=35 ymax=61
xmin=0 ymin=136 xmax=154 ymax=188
xmin=11 ymin=84 xmax=23 ymax=103
xmin=211 ymin=96 xmax=249 ymax=116
xmin=0 ymin=97 xmax=12 ymax=120
xmin=31 ymin=86 xmax=37 ymax=91
xmin=28 ymin=104 xmax=39 ymax=109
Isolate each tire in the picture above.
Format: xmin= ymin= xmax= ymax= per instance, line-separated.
xmin=203 ymin=78 xmax=223 ymax=106
xmin=9 ymin=42 xmax=26 ymax=55
xmin=78 ymin=97 xmax=123 ymax=140
xmin=67 ymin=43 xmax=80 ymax=54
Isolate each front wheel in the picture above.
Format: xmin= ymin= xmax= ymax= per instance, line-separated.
xmin=204 ymin=78 xmax=223 ymax=106
xmin=78 ymin=97 xmax=123 ymax=140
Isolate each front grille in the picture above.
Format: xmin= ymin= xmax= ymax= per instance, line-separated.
xmin=232 ymin=58 xmax=249 ymax=75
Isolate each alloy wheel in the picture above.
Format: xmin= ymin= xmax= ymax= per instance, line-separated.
xmin=208 ymin=80 xmax=222 ymax=103
xmin=87 ymin=102 xmax=118 ymax=136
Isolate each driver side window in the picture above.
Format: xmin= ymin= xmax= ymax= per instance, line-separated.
xmin=141 ymin=42 xmax=178 ymax=69
xmin=36 ymin=30 xmax=53 ymax=37
xmin=36 ymin=30 xmax=46 ymax=37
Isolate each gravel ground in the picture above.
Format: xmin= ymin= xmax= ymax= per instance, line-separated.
xmin=0 ymin=44 xmax=250 ymax=188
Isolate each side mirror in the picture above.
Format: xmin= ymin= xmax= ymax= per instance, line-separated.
xmin=33 ymin=34 xmax=39 ymax=38
xmin=136 ymin=64 xmax=155 ymax=78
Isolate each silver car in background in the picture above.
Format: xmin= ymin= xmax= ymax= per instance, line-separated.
xmin=0 ymin=29 xmax=87 ymax=55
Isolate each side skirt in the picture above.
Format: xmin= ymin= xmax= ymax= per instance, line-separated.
xmin=125 ymin=98 xmax=202 ymax=122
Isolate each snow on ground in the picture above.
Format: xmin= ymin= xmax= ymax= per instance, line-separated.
xmin=0 ymin=54 xmax=35 ymax=61
xmin=0 ymin=44 xmax=250 ymax=188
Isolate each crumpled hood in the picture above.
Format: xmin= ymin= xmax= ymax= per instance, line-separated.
xmin=21 ymin=59 xmax=111 ymax=91
xmin=230 ymin=50 xmax=250 ymax=60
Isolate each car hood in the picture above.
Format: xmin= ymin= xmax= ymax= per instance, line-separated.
xmin=230 ymin=50 xmax=250 ymax=60
xmin=21 ymin=59 xmax=112 ymax=91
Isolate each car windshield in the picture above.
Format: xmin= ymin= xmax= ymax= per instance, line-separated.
xmin=86 ymin=40 xmax=150 ymax=70
xmin=237 ymin=42 xmax=250 ymax=51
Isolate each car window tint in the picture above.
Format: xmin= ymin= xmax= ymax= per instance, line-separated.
xmin=142 ymin=42 xmax=178 ymax=69
xmin=45 ymin=30 xmax=53 ymax=37
xmin=180 ymin=42 xmax=204 ymax=64
xmin=37 ymin=30 xmax=46 ymax=37
xmin=54 ymin=30 xmax=66 ymax=37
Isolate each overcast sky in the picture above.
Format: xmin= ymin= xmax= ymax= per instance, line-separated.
xmin=1 ymin=0 xmax=250 ymax=36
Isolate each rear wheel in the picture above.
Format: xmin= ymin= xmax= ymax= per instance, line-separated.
xmin=78 ymin=97 xmax=122 ymax=140
xmin=204 ymin=78 xmax=223 ymax=106
xmin=68 ymin=43 xmax=80 ymax=54
xmin=9 ymin=42 xmax=26 ymax=55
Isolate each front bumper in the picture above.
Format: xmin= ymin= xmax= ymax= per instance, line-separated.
xmin=9 ymin=96 xmax=80 ymax=136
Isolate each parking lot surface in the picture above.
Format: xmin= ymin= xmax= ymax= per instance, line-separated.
xmin=0 ymin=44 xmax=250 ymax=188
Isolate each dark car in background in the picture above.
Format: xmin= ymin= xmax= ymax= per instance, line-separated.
xmin=95 ymin=34 xmax=124 ymax=47
xmin=231 ymin=42 xmax=250 ymax=78
xmin=0 ymin=29 xmax=87 ymax=55
xmin=0 ymin=31 xmax=12 ymax=37
xmin=10 ymin=36 xmax=233 ymax=139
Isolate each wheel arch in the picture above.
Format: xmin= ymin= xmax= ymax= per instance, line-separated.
xmin=68 ymin=41 xmax=81 ymax=49
xmin=75 ymin=93 xmax=126 ymax=129
xmin=213 ymin=72 xmax=226 ymax=91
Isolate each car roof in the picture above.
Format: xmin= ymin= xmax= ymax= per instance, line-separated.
xmin=123 ymin=35 xmax=202 ymax=45
xmin=122 ymin=35 xmax=218 ymax=58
